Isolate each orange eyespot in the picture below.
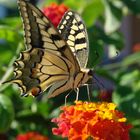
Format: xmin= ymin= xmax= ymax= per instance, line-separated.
xmin=31 ymin=68 xmax=37 ymax=77
xmin=31 ymin=87 xmax=40 ymax=97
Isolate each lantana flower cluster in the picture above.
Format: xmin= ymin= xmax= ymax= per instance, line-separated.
xmin=52 ymin=101 xmax=131 ymax=140
xmin=42 ymin=3 xmax=69 ymax=27
xmin=42 ymin=3 xmax=132 ymax=140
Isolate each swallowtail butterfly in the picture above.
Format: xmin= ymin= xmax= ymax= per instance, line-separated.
xmin=6 ymin=0 xmax=93 ymax=98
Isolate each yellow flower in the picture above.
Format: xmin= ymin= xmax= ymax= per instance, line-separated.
xmin=52 ymin=101 xmax=132 ymax=140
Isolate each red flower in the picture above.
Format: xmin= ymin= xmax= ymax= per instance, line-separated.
xmin=42 ymin=3 xmax=69 ymax=27
xmin=52 ymin=101 xmax=132 ymax=140
xmin=132 ymin=43 xmax=140 ymax=52
xmin=16 ymin=132 xmax=49 ymax=140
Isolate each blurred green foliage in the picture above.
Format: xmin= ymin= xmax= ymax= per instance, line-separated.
xmin=0 ymin=0 xmax=140 ymax=139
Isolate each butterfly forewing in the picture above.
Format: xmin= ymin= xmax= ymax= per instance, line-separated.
xmin=17 ymin=0 xmax=80 ymax=72
xmin=58 ymin=11 xmax=89 ymax=68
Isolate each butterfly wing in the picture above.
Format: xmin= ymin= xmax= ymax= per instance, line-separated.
xmin=9 ymin=0 xmax=81 ymax=98
xmin=58 ymin=10 xmax=89 ymax=68
xmin=18 ymin=0 xmax=80 ymax=71
xmin=13 ymin=48 xmax=72 ymax=98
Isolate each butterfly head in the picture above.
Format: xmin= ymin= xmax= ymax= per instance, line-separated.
xmin=79 ymin=68 xmax=93 ymax=87
xmin=87 ymin=69 xmax=94 ymax=77
xmin=81 ymin=68 xmax=93 ymax=77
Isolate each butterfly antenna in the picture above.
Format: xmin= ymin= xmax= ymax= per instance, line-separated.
xmin=93 ymin=75 xmax=105 ymax=90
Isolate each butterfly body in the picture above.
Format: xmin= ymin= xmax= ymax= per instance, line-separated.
xmin=6 ymin=0 xmax=93 ymax=98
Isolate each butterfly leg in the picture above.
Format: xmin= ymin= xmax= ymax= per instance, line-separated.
xmin=65 ymin=90 xmax=73 ymax=106
xmin=75 ymin=88 xmax=79 ymax=101
xmin=86 ymin=84 xmax=91 ymax=101
xmin=82 ymin=84 xmax=91 ymax=101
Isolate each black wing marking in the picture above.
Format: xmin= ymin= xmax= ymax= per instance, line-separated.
xmin=58 ymin=10 xmax=89 ymax=68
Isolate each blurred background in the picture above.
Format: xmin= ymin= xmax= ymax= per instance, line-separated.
xmin=0 ymin=0 xmax=140 ymax=139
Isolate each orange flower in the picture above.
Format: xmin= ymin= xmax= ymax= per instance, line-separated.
xmin=16 ymin=132 xmax=49 ymax=140
xmin=42 ymin=3 xmax=69 ymax=27
xmin=52 ymin=101 xmax=132 ymax=140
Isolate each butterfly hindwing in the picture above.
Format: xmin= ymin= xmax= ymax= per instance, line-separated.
xmin=58 ymin=11 xmax=89 ymax=68
xmin=12 ymin=47 xmax=73 ymax=97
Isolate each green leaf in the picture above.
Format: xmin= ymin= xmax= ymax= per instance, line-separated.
xmin=0 ymin=25 xmax=21 ymax=43
xmin=113 ymin=70 xmax=140 ymax=121
xmin=0 ymin=49 xmax=13 ymax=66
xmin=64 ymin=0 xmax=86 ymax=10
xmin=0 ymin=94 xmax=14 ymax=133
xmin=122 ymin=0 xmax=140 ymax=15
xmin=105 ymin=31 xmax=124 ymax=50
xmin=119 ymin=70 xmax=140 ymax=86
xmin=0 ymin=18 xmax=22 ymax=44
xmin=103 ymin=0 xmax=123 ymax=34
xmin=122 ymin=52 xmax=140 ymax=66
xmin=82 ymin=0 xmax=104 ymax=27
xmin=87 ymin=26 xmax=104 ymax=67
xmin=112 ymin=85 xmax=140 ymax=119
xmin=0 ymin=17 xmax=21 ymax=28
xmin=41 ymin=0 xmax=58 ymax=6
xmin=36 ymin=99 xmax=51 ymax=118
